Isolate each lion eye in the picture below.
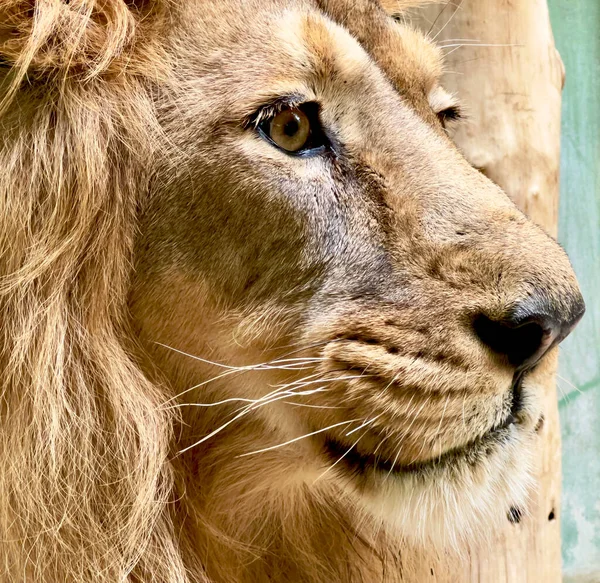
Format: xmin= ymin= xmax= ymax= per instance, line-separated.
xmin=268 ymin=108 xmax=311 ymax=152
xmin=254 ymin=102 xmax=327 ymax=156
xmin=437 ymin=105 xmax=463 ymax=129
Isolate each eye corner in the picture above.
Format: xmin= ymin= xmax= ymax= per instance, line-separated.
xmin=428 ymin=86 xmax=464 ymax=129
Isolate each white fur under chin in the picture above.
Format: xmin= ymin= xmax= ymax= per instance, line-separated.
xmin=343 ymin=430 xmax=536 ymax=551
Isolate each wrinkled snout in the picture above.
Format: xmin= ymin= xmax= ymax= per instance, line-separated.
xmin=462 ymin=208 xmax=585 ymax=373
xmin=382 ymin=154 xmax=586 ymax=377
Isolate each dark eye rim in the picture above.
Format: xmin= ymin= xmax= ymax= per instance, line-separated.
xmin=437 ymin=104 xmax=463 ymax=129
xmin=252 ymin=99 xmax=330 ymax=157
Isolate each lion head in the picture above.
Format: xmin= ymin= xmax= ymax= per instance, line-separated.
xmin=0 ymin=0 xmax=584 ymax=581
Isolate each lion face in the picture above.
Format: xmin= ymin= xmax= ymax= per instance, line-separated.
xmin=130 ymin=0 xmax=584 ymax=544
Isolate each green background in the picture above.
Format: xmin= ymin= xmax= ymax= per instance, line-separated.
xmin=548 ymin=0 xmax=600 ymax=579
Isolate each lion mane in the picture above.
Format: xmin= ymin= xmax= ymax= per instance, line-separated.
xmin=0 ymin=2 xmax=188 ymax=580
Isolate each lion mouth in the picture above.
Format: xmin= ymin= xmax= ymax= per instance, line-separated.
xmin=321 ymin=415 xmax=517 ymax=477
xmin=320 ymin=376 xmax=526 ymax=477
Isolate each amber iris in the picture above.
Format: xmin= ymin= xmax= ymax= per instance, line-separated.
xmin=268 ymin=108 xmax=311 ymax=152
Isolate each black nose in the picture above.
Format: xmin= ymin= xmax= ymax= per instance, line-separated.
xmin=473 ymin=296 xmax=585 ymax=370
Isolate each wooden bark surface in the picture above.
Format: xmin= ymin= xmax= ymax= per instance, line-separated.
xmin=406 ymin=1 xmax=565 ymax=581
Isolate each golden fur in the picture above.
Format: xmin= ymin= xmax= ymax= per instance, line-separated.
xmin=0 ymin=1 xmax=583 ymax=581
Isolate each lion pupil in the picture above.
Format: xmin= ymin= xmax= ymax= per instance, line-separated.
xmin=284 ymin=119 xmax=299 ymax=136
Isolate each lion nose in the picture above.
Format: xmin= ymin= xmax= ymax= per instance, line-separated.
xmin=473 ymin=295 xmax=585 ymax=370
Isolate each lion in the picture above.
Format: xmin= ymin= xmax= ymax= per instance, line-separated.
xmin=0 ymin=0 xmax=585 ymax=581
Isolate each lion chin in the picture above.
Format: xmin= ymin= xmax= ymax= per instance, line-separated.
xmin=0 ymin=0 xmax=584 ymax=581
xmin=333 ymin=420 xmax=536 ymax=548
xmin=303 ymin=369 xmax=541 ymax=549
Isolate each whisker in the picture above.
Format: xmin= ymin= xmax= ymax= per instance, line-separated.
xmin=432 ymin=0 xmax=464 ymax=42
xmin=162 ymin=396 xmax=259 ymax=410
xmin=278 ymin=366 xmax=319 ymax=372
xmin=161 ymin=335 xmax=378 ymax=455
xmin=385 ymin=446 xmax=403 ymax=480
xmin=281 ymin=402 xmax=345 ymax=410
xmin=162 ymin=356 xmax=325 ymax=406
xmin=406 ymin=399 xmax=436 ymax=466
xmin=157 ymin=342 xmax=325 ymax=371
xmin=263 ymin=337 xmax=340 ymax=355
xmin=401 ymin=393 xmax=416 ymax=419
xmin=237 ymin=419 xmax=360 ymax=458
xmin=251 ymin=357 xmax=325 ymax=364
xmin=394 ymin=397 xmax=430 ymax=469
xmin=178 ymin=407 xmax=258 ymax=454
xmin=279 ymin=387 xmax=330 ymax=398
xmin=158 ymin=335 xmax=362 ymax=412
xmin=556 ymin=373 xmax=583 ymax=395
xmin=272 ymin=373 xmax=373 ymax=392
xmin=427 ymin=0 xmax=461 ymax=36
xmin=403 ymin=399 xmax=429 ymax=433
xmin=176 ymin=385 xmax=330 ymax=454
xmin=156 ymin=342 xmax=247 ymax=370
xmin=437 ymin=38 xmax=482 ymax=45
xmin=345 ymin=414 xmax=382 ymax=436
xmin=442 ymin=43 xmax=521 ymax=58
xmin=434 ymin=394 xmax=451 ymax=462
xmin=238 ymin=368 xmax=336 ymax=408
xmin=372 ymin=434 xmax=390 ymax=457
xmin=453 ymin=56 xmax=483 ymax=66
xmin=219 ymin=386 xmax=329 ymax=418
xmin=162 ymin=368 xmax=241 ymax=405
xmin=313 ymin=430 xmax=369 ymax=484
xmin=269 ymin=370 xmax=327 ymax=390
xmin=162 ymin=360 xmax=322 ymax=407
xmin=556 ymin=381 xmax=570 ymax=403
xmin=441 ymin=42 xmax=520 ymax=50
xmin=167 ymin=378 xmax=329 ymax=412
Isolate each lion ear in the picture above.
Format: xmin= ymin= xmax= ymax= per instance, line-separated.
xmin=0 ymin=0 xmax=167 ymax=79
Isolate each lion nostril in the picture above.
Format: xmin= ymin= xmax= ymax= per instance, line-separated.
xmin=473 ymin=314 xmax=547 ymax=368
xmin=472 ymin=295 xmax=583 ymax=370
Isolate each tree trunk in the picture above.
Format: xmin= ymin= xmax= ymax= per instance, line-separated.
xmin=407 ymin=1 xmax=565 ymax=581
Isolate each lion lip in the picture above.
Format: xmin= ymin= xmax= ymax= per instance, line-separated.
xmin=318 ymin=375 xmax=526 ymax=477
xmin=320 ymin=415 xmax=519 ymax=477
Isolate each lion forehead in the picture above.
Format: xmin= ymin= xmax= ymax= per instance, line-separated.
xmin=313 ymin=0 xmax=443 ymax=98
xmin=177 ymin=0 xmax=442 ymax=115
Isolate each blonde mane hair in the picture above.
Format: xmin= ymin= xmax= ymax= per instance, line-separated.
xmin=0 ymin=2 xmax=189 ymax=580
